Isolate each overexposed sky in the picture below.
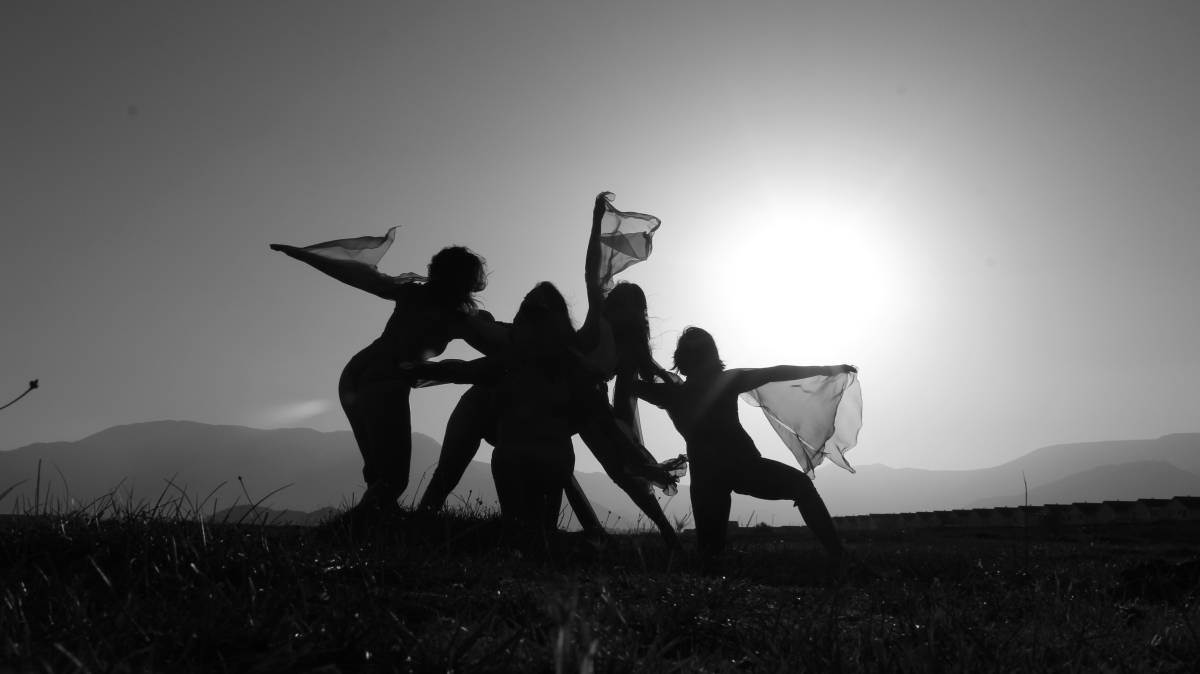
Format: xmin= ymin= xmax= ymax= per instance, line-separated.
xmin=3 ymin=0 xmax=1198 ymax=473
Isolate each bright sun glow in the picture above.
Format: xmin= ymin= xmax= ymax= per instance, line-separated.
xmin=711 ymin=186 xmax=911 ymax=353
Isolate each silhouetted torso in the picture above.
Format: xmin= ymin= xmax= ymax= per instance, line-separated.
xmin=346 ymin=284 xmax=456 ymax=385
xmin=646 ymin=372 xmax=760 ymax=474
xmin=495 ymin=361 xmax=575 ymax=452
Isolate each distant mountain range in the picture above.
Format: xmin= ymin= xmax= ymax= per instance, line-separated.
xmin=970 ymin=460 xmax=1200 ymax=508
xmin=810 ymin=434 xmax=1200 ymax=518
xmin=2 ymin=421 xmax=1199 ymax=528
xmin=210 ymin=504 xmax=341 ymax=526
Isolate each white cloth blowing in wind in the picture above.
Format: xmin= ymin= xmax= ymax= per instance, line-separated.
xmin=594 ymin=193 xmax=661 ymax=294
xmin=301 ymin=226 xmax=397 ymax=266
xmin=299 ymin=196 xmax=662 ymax=290
xmin=300 ymin=225 xmax=425 ymax=283
xmin=741 ymin=372 xmax=862 ymax=477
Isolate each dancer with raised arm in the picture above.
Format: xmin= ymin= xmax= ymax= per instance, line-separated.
xmin=577 ymin=280 xmax=687 ymax=547
xmin=417 ymin=193 xmax=686 ymax=548
xmin=269 ymin=230 xmax=487 ymax=523
xmin=572 ymin=192 xmax=686 ymax=545
xmin=635 ymin=327 xmax=858 ymax=562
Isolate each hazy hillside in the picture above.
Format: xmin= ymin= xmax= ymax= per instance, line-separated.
xmin=806 ymin=434 xmax=1200 ymax=517
xmin=970 ymin=460 xmax=1200 ymax=508
xmin=4 ymin=422 xmax=1199 ymax=528
xmin=0 ymin=421 xmax=435 ymax=514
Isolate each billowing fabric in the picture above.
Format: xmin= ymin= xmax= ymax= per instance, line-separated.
xmin=301 ymin=224 xmax=419 ymax=275
xmin=302 ymin=226 xmax=426 ymax=283
xmin=595 ymin=192 xmax=661 ymax=294
xmin=740 ymin=372 xmax=862 ymax=477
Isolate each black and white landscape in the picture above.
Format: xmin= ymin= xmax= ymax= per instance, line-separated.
xmin=5 ymin=420 xmax=1198 ymax=526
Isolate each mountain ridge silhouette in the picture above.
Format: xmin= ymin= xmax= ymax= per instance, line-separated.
xmin=3 ymin=421 xmax=1198 ymax=526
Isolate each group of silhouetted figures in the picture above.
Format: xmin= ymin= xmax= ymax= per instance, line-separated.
xmin=271 ymin=193 xmax=860 ymax=564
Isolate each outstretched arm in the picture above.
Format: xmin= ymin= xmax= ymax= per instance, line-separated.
xmin=584 ymin=192 xmax=608 ymax=308
xmin=577 ymin=193 xmax=610 ymax=345
xmin=631 ymin=379 xmax=673 ymax=409
xmin=453 ymin=310 xmax=512 ymax=357
xmin=730 ymin=364 xmax=856 ymax=393
xmin=404 ymin=358 xmax=502 ymax=386
xmin=269 ymin=244 xmax=398 ymax=299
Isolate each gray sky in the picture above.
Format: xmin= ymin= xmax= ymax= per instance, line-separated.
xmin=3 ymin=0 xmax=1198 ymax=474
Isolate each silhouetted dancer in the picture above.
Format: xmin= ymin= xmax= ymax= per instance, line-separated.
xmin=577 ymin=193 xmax=687 ymax=547
xmin=416 ymin=379 xmax=609 ymax=538
xmin=418 ymin=193 xmax=686 ymax=549
xmin=591 ymin=281 xmax=689 ymax=546
xmin=411 ymin=282 xmax=600 ymax=552
xmin=634 ymin=327 xmax=856 ymax=563
xmin=269 ymin=231 xmax=487 ymax=525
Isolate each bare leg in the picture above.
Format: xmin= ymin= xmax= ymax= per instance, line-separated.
xmin=563 ymin=475 xmax=604 ymax=536
xmin=577 ymin=411 xmax=679 ymax=547
xmin=733 ymin=458 xmax=844 ymax=558
xmin=614 ymin=477 xmax=681 ymax=550
xmin=491 ymin=450 xmax=531 ymax=545
xmin=419 ymin=385 xmax=493 ymax=511
xmin=791 ymin=474 xmax=843 ymax=558
xmin=339 ymin=377 xmax=412 ymax=505
xmin=690 ymin=477 xmax=732 ymax=560
xmin=493 ymin=445 xmax=573 ymax=553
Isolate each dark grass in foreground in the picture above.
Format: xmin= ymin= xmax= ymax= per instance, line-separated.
xmin=3 ymin=506 xmax=1200 ymax=673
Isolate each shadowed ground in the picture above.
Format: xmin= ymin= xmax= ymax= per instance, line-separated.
xmin=3 ymin=507 xmax=1199 ymax=672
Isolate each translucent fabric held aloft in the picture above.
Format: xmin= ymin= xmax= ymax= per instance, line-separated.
xmin=741 ymin=372 xmax=862 ymax=477
xmin=595 ymin=192 xmax=661 ymax=294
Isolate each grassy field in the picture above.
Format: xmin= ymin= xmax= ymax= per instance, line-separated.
xmin=3 ymin=504 xmax=1200 ymax=673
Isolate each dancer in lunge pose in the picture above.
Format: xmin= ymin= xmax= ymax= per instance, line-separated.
xmin=634 ymin=327 xmax=856 ymax=561
xmin=269 ymin=230 xmax=487 ymax=521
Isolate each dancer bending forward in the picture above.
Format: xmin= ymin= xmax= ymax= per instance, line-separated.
xmin=270 ymin=235 xmax=487 ymax=517
xmin=634 ymin=327 xmax=854 ymax=560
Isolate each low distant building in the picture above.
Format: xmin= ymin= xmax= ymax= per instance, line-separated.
xmin=1072 ymin=502 xmax=1115 ymax=525
xmin=964 ymin=509 xmax=991 ymax=528
xmin=854 ymin=515 xmax=880 ymax=532
xmin=1041 ymin=504 xmax=1074 ymax=530
xmin=849 ymin=514 xmax=874 ymax=531
xmin=1140 ymin=498 xmax=1186 ymax=522
xmin=818 ymin=499 xmax=1200 ymax=534
xmin=1172 ymin=497 xmax=1200 ymax=520
xmin=942 ymin=510 xmax=971 ymax=528
xmin=1017 ymin=505 xmax=1042 ymax=527
xmin=872 ymin=513 xmax=903 ymax=531
xmin=984 ymin=507 xmax=1018 ymax=527
xmin=1105 ymin=500 xmax=1151 ymax=523
xmin=915 ymin=511 xmax=944 ymax=528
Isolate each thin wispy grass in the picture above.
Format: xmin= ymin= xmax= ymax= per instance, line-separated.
xmin=2 ymin=480 xmax=1199 ymax=672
